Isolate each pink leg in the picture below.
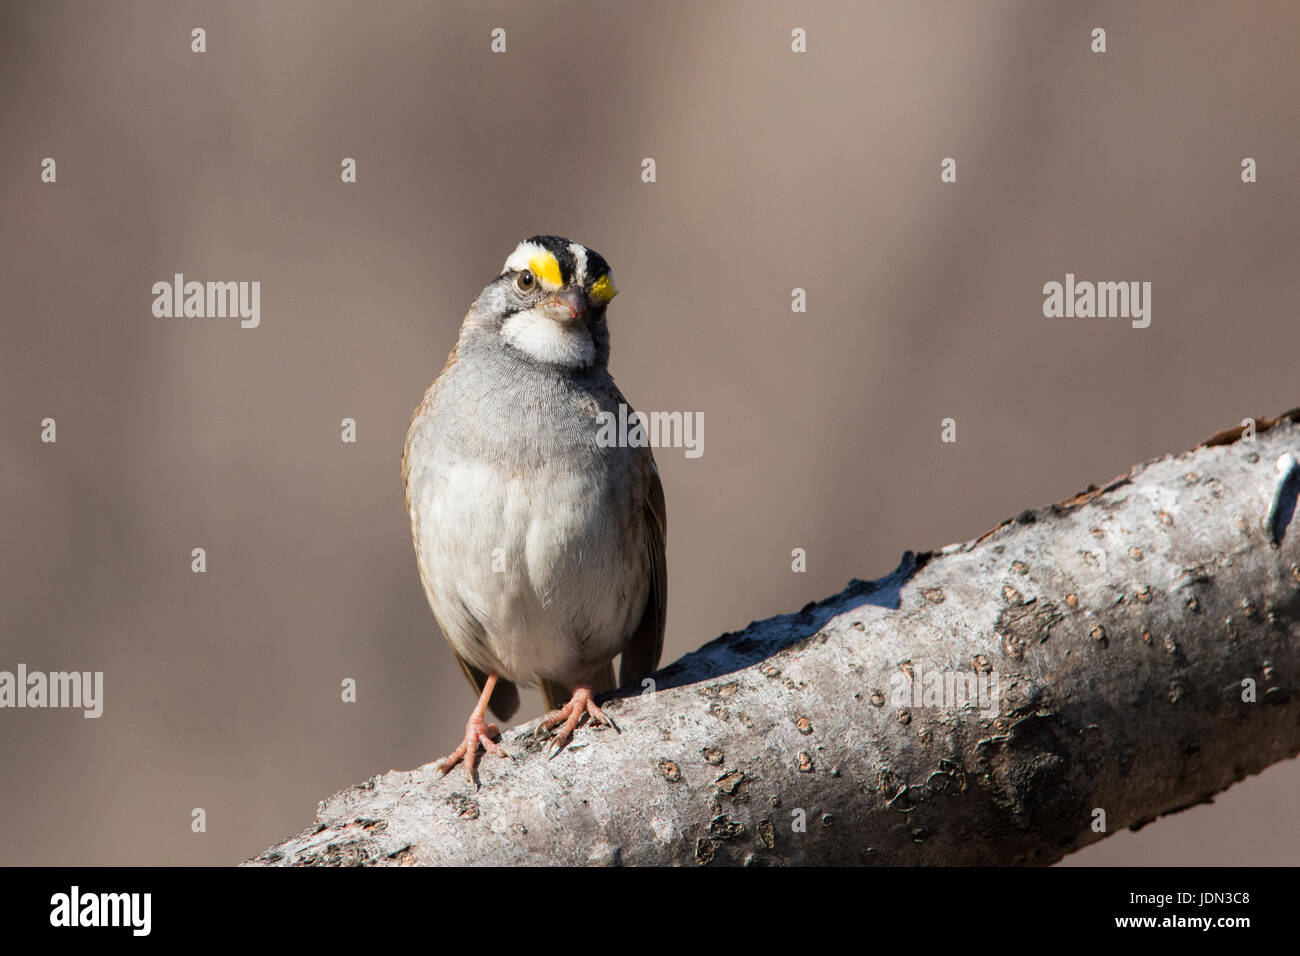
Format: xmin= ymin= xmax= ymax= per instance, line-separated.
xmin=437 ymin=672 xmax=510 ymax=787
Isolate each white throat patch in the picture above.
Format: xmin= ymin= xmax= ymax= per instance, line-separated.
xmin=500 ymin=307 xmax=595 ymax=368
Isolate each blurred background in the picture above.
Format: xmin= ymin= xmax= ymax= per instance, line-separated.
xmin=2 ymin=0 xmax=1298 ymax=866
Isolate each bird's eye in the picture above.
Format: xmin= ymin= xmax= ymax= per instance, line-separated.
xmin=514 ymin=271 xmax=535 ymax=293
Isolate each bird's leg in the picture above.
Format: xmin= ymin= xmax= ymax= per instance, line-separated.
xmin=437 ymin=672 xmax=510 ymax=787
xmin=540 ymin=682 xmax=618 ymax=760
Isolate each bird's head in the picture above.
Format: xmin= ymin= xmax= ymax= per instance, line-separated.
xmin=471 ymin=235 xmax=618 ymax=370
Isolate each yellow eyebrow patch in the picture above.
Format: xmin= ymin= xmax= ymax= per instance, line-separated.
xmin=589 ymin=273 xmax=617 ymax=304
xmin=528 ymin=252 xmax=563 ymax=290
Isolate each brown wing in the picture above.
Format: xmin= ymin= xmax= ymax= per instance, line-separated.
xmin=404 ymin=335 xmax=523 ymax=721
xmin=619 ymin=456 xmax=667 ymax=689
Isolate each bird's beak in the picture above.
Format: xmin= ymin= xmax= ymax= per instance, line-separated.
xmin=543 ymin=286 xmax=590 ymax=328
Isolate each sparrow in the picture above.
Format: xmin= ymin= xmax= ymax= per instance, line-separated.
xmin=402 ymin=236 xmax=667 ymax=785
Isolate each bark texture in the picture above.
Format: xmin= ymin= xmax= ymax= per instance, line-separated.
xmin=248 ymin=410 xmax=1300 ymax=866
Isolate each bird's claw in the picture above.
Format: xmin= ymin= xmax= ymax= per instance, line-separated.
xmin=436 ymin=716 xmax=508 ymax=788
xmin=539 ymin=686 xmax=617 ymax=760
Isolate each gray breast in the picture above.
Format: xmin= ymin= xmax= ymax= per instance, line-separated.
xmin=404 ymin=345 xmax=650 ymax=686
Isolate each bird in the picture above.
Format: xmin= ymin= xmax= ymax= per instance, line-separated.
xmin=401 ymin=236 xmax=667 ymax=785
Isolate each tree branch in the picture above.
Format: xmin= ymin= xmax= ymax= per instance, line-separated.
xmin=247 ymin=409 xmax=1300 ymax=866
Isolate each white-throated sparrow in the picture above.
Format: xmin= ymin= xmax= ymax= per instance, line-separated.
xmin=402 ymin=236 xmax=667 ymax=785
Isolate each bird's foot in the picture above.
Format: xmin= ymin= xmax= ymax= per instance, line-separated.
xmin=540 ymin=685 xmax=618 ymax=759
xmin=437 ymin=714 xmax=510 ymax=788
